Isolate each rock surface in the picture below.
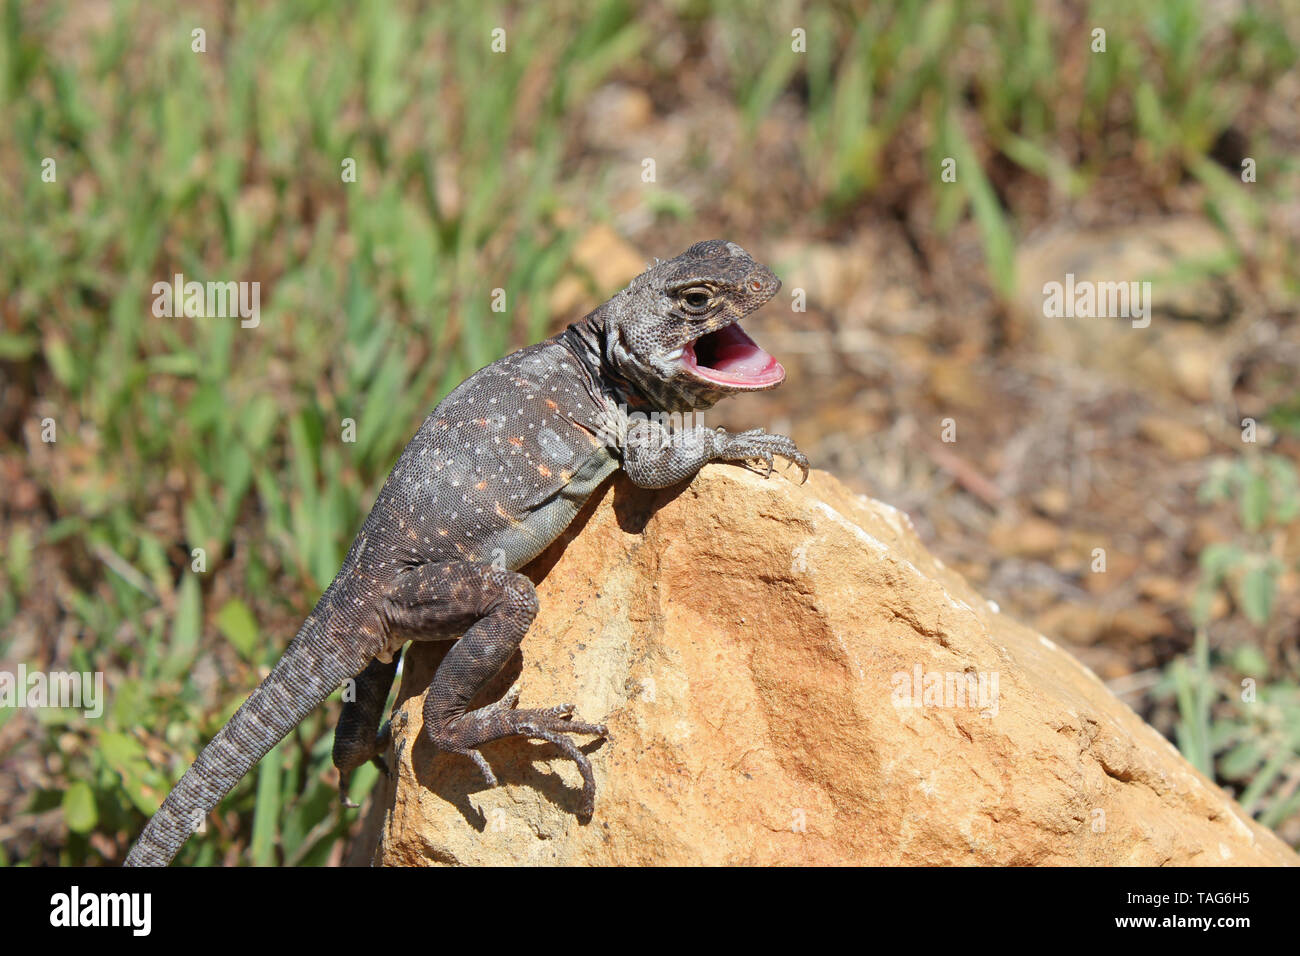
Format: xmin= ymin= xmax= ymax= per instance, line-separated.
xmin=362 ymin=466 xmax=1296 ymax=866
xmin=1014 ymin=217 xmax=1237 ymax=402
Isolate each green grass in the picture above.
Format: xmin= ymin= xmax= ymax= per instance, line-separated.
xmin=1 ymin=0 xmax=1297 ymax=864
xmin=1 ymin=0 xmax=642 ymax=866
xmin=765 ymin=3 xmax=1280 ymax=304
xmin=1158 ymin=454 xmax=1300 ymax=831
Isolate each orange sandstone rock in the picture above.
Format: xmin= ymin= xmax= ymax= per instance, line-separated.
xmin=365 ymin=466 xmax=1295 ymax=866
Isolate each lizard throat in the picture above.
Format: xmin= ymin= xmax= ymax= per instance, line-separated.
xmin=682 ymin=321 xmax=785 ymax=390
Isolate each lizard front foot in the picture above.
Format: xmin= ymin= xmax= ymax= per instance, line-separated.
xmin=717 ymin=428 xmax=810 ymax=483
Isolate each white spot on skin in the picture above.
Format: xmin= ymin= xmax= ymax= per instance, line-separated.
xmin=537 ymin=427 xmax=573 ymax=463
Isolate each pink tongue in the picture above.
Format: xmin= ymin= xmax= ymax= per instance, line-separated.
xmin=710 ymin=341 xmax=775 ymax=375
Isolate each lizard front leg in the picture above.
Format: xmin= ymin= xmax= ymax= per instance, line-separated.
xmin=333 ymin=651 xmax=401 ymax=806
xmin=621 ymin=418 xmax=810 ymax=489
xmin=382 ymin=561 xmax=608 ymax=815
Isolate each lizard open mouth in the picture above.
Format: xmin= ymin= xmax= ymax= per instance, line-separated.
xmin=683 ymin=322 xmax=786 ymax=389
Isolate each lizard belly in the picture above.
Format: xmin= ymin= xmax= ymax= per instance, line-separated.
xmin=353 ymin=337 xmax=622 ymax=578
xmin=484 ymin=443 xmax=618 ymax=570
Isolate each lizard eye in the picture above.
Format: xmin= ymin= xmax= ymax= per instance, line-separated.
xmin=681 ymin=289 xmax=711 ymax=312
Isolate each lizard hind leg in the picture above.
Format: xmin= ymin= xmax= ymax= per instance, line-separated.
xmin=333 ymin=651 xmax=402 ymax=807
xmin=384 ymin=561 xmax=608 ymax=816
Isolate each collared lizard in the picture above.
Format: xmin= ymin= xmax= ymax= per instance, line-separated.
xmin=124 ymin=239 xmax=808 ymax=866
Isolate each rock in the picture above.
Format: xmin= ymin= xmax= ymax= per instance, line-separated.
xmin=1137 ymin=575 xmax=1187 ymax=605
xmin=583 ymin=84 xmax=655 ymax=151
xmin=1016 ymin=217 xmax=1236 ymax=330
xmin=768 ymin=239 xmax=868 ymax=313
xmin=366 ymin=467 xmax=1296 ymax=866
xmin=1014 ymin=218 xmax=1236 ymax=402
xmin=1106 ymin=604 xmax=1176 ymax=643
xmin=987 ymin=516 xmax=1062 ymax=559
xmin=1081 ymin=550 xmax=1140 ymax=595
xmin=1137 ymin=415 xmax=1213 ymax=461
xmin=548 ymin=224 xmax=648 ymax=318
xmin=1033 ymin=601 xmax=1108 ymax=647
xmin=1032 ymin=486 xmax=1071 ymax=518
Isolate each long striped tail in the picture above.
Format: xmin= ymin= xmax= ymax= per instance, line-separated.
xmin=125 ymin=615 xmax=362 ymax=866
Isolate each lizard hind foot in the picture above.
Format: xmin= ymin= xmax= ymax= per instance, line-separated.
xmin=431 ymin=704 xmax=609 ymax=816
xmin=510 ymin=705 xmax=608 ymax=817
xmin=480 ymin=681 xmax=523 ymax=716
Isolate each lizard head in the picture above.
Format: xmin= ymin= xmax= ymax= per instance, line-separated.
xmin=596 ymin=239 xmax=787 ymax=411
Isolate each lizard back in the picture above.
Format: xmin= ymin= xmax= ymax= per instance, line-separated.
xmin=341 ymin=335 xmax=621 ymax=584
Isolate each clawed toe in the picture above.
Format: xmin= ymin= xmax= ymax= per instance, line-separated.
xmin=720 ymin=429 xmax=809 ymax=484
xmin=564 ymin=719 xmax=608 ymax=737
xmin=466 ymin=748 xmax=499 ymax=788
xmin=520 ymin=705 xmax=606 ymax=738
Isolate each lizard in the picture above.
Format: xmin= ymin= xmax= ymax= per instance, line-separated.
xmin=124 ymin=239 xmax=808 ymax=866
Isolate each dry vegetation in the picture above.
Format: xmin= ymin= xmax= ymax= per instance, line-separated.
xmin=1 ymin=0 xmax=1298 ymax=863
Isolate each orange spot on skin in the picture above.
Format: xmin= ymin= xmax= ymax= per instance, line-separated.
xmin=437 ymin=528 xmax=449 ymax=537
xmin=509 ymin=436 xmax=524 ymax=447
xmin=559 ymin=469 xmax=573 ymax=482
xmin=475 ymin=418 xmax=488 ymax=427
xmin=476 ymin=480 xmax=487 ymax=491
xmin=538 ymin=464 xmax=552 ymax=477
xmin=570 ymin=420 xmax=602 ymax=446
xmin=545 ymin=399 xmax=558 ymax=410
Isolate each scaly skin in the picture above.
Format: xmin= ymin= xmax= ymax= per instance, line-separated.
xmin=125 ymin=239 xmax=808 ymax=866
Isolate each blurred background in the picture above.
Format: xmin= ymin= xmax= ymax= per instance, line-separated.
xmin=1 ymin=0 xmax=1298 ymax=865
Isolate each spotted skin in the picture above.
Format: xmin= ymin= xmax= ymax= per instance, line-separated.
xmin=124 ymin=239 xmax=808 ymax=866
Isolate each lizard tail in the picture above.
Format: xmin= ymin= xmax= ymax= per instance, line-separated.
xmin=124 ymin=614 xmax=362 ymax=866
